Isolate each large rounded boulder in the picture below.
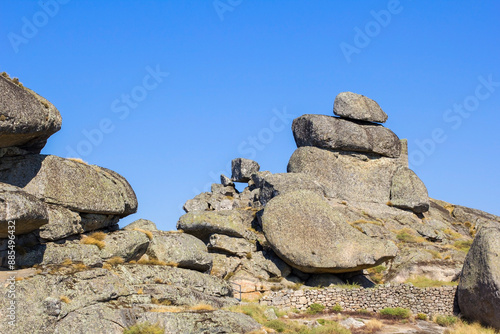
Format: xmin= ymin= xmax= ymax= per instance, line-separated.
xmin=261 ymin=190 xmax=397 ymax=273
xmin=458 ymin=223 xmax=500 ymax=329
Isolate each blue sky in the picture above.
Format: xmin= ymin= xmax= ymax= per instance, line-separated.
xmin=2 ymin=1 xmax=499 ymax=231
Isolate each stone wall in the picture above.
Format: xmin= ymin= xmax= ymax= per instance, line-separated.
xmin=261 ymin=284 xmax=458 ymax=316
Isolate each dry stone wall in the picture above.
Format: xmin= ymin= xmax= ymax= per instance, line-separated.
xmin=261 ymin=284 xmax=458 ymax=316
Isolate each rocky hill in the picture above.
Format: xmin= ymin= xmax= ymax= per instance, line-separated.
xmin=1 ymin=73 xmax=499 ymax=332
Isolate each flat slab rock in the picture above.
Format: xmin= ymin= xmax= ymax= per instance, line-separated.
xmin=262 ymin=190 xmax=398 ymax=273
xmin=292 ymin=114 xmax=401 ymax=158
xmin=0 ymin=154 xmax=138 ymax=216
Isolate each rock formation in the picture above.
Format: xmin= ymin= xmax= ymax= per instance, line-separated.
xmin=0 ymin=74 xmax=260 ymax=334
xmin=179 ymin=91 xmax=500 ymax=304
xmin=2 ymin=76 xmax=499 ymax=332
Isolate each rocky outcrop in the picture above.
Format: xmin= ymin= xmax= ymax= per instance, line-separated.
xmin=458 ymin=224 xmax=500 ymax=329
xmin=0 ymin=74 xmax=61 ymax=153
xmin=333 ymin=91 xmax=388 ymax=123
xmin=292 ymin=114 xmax=400 ymax=157
xmin=262 ymin=190 xmax=398 ymax=273
xmin=0 ymin=265 xmax=259 ymax=334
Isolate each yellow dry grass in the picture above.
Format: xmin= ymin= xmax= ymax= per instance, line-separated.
xmin=133 ymin=228 xmax=153 ymax=240
xmin=60 ymin=295 xmax=71 ymax=303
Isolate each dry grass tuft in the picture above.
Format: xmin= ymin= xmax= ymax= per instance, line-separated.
xmin=190 ymin=304 xmax=215 ymax=312
xmin=137 ymin=288 xmax=143 ymax=295
xmin=81 ymin=231 xmax=107 ymax=250
xmin=133 ymin=228 xmax=153 ymax=240
xmin=67 ymin=157 xmax=88 ymax=165
xmin=106 ymin=256 xmax=125 ymax=266
xmin=61 ymin=258 xmax=73 ymax=266
xmin=364 ymin=319 xmax=383 ymax=333
xmin=60 ymin=295 xmax=71 ymax=303
xmin=445 ymin=321 xmax=498 ymax=334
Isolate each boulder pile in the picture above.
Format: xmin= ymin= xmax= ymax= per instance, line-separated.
xmin=2 ymin=75 xmax=499 ymax=332
xmin=179 ymin=91 xmax=500 ymax=304
xmin=0 ymin=74 xmax=260 ymax=334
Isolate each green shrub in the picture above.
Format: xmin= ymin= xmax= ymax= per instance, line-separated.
xmin=332 ymin=304 xmax=342 ymax=312
xmin=265 ymin=319 xmax=287 ymax=332
xmin=123 ymin=322 xmax=164 ymax=334
xmin=306 ymin=303 xmax=325 ymax=315
xmin=435 ymin=315 xmax=458 ymax=327
xmin=380 ymin=307 xmax=411 ymax=319
xmin=417 ymin=313 xmax=428 ymax=320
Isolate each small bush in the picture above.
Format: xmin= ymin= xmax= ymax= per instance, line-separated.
xmin=380 ymin=307 xmax=411 ymax=319
xmin=306 ymin=303 xmax=325 ymax=315
xmin=332 ymin=304 xmax=342 ymax=312
xmin=435 ymin=315 xmax=458 ymax=327
xmin=264 ymin=319 xmax=287 ymax=332
xmin=123 ymin=321 xmax=164 ymax=334
xmin=417 ymin=313 xmax=428 ymax=320
xmin=291 ymin=282 xmax=303 ymax=290
xmin=246 ymin=252 xmax=253 ymax=259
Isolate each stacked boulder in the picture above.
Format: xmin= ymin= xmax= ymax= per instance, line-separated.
xmin=289 ymin=91 xmax=430 ymax=213
xmin=179 ymin=92 xmax=499 ymax=301
xmin=0 ymin=74 xmax=261 ymax=334
xmin=0 ymin=73 xmax=140 ymax=267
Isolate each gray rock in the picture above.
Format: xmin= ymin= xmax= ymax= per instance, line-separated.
xmin=1 ymin=264 xmax=249 ymax=334
xmin=79 ymin=213 xmax=119 ymax=232
xmin=208 ymin=234 xmax=257 ymax=257
xmin=38 ymin=205 xmax=82 ymax=241
xmin=0 ymin=75 xmax=62 ymax=153
xmin=210 ymin=253 xmax=242 ymax=279
xmin=100 ymin=230 xmax=150 ymax=262
xmin=458 ymin=223 xmax=500 ymax=329
xmin=177 ymin=210 xmax=255 ymax=242
xmin=221 ymin=174 xmax=234 ymax=187
xmin=333 ymin=91 xmax=388 ymax=123
xmin=183 ymin=192 xmax=211 ymax=212
xmin=0 ymin=154 xmax=138 ymax=216
xmin=288 ymin=146 xmax=400 ymax=204
xmin=264 ymin=308 xmax=278 ymax=320
xmin=292 ymin=114 xmax=400 ymax=158
xmin=306 ymin=274 xmax=344 ymax=287
xmin=123 ymin=218 xmax=158 ymax=231
xmin=0 ymin=182 xmax=48 ymax=237
xmin=252 ymin=172 xmax=325 ymax=206
xmin=16 ymin=241 xmax=103 ymax=267
xmin=340 ymin=317 xmax=366 ymax=329
xmin=146 ymin=232 xmax=212 ymax=272
xmin=390 ymin=167 xmax=430 ymax=213
xmin=211 ymin=183 xmax=238 ymax=197
xmin=262 ymin=190 xmax=398 ymax=273
xmin=231 ymin=158 xmax=260 ymax=182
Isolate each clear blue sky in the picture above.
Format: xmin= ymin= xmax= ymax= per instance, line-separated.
xmin=2 ymin=1 xmax=499 ymax=231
